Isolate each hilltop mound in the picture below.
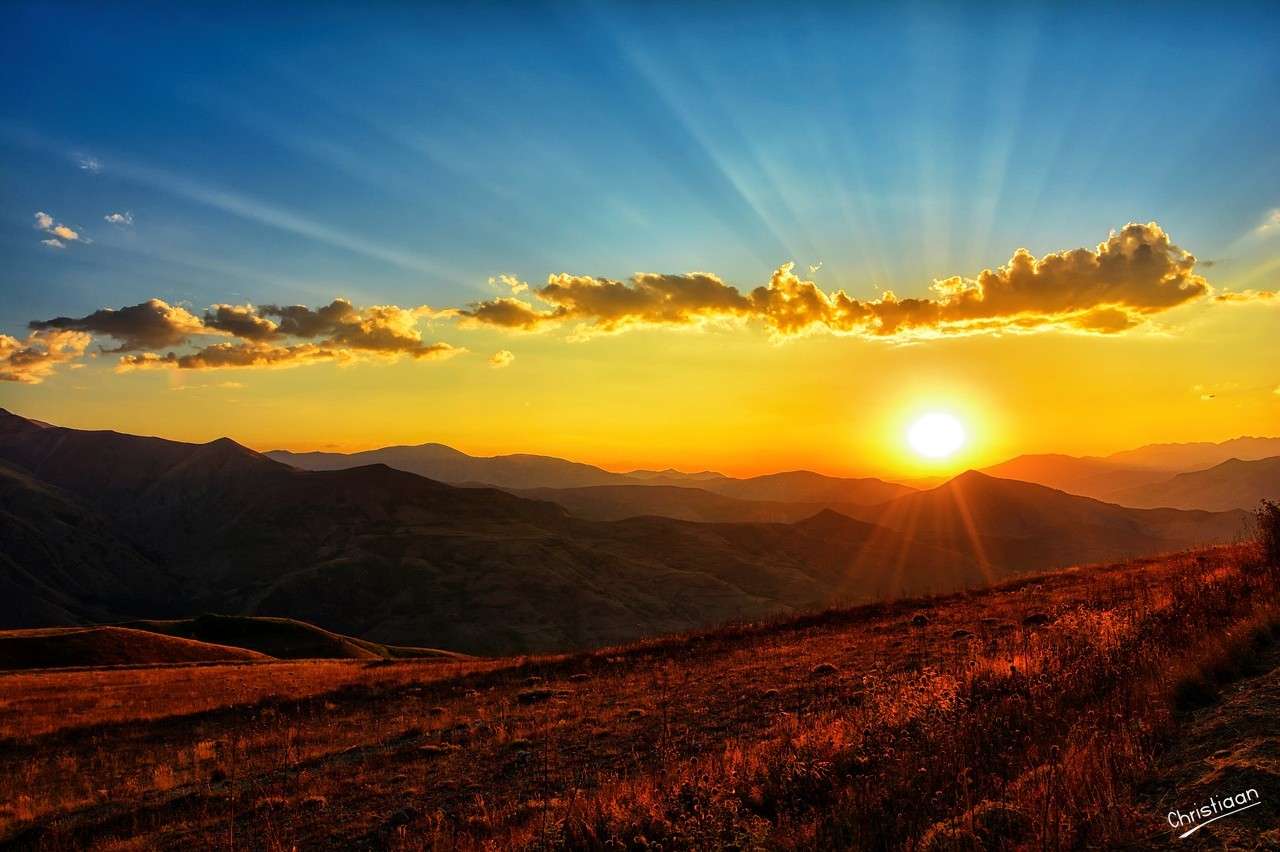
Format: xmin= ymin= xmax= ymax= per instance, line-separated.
xmin=0 ymin=626 xmax=269 ymax=670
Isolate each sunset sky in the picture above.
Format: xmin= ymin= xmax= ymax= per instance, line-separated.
xmin=2 ymin=2 xmax=1278 ymax=477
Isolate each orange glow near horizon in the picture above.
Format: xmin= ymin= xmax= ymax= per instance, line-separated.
xmin=5 ymin=291 xmax=1278 ymax=480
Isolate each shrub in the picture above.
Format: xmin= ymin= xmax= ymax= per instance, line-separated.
xmin=1256 ymin=499 xmax=1280 ymax=565
xmin=516 ymin=687 xmax=555 ymax=704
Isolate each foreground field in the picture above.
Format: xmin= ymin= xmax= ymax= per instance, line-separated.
xmin=2 ymin=543 xmax=1278 ymax=850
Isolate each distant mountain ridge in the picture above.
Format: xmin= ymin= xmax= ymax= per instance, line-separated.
xmin=1104 ymin=436 xmax=1280 ymax=470
xmin=1107 ymin=456 xmax=1280 ymax=511
xmin=267 ymin=443 xmax=915 ymax=506
xmin=979 ymin=437 xmax=1280 ymax=508
xmin=979 ymin=454 xmax=1170 ymax=500
xmin=853 ymin=470 xmax=1248 ymax=572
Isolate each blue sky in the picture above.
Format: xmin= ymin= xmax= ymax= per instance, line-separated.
xmin=5 ymin=1 xmax=1279 ymax=327
xmin=1 ymin=2 xmax=1278 ymax=472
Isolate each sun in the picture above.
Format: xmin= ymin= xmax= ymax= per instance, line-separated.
xmin=907 ymin=412 xmax=967 ymax=459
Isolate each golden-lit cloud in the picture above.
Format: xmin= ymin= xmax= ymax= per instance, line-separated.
xmin=203 ymin=304 xmax=280 ymax=340
xmin=1214 ymin=289 xmax=1277 ymax=303
xmin=458 ymin=297 xmax=559 ymax=330
xmin=30 ymin=298 xmax=206 ymax=351
xmin=118 ymin=339 xmax=461 ymax=372
xmin=26 ymin=297 xmax=461 ymax=376
xmin=117 ymin=344 xmax=338 ymax=372
xmin=33 ymin=211 xmax=88 ymax=247
xmin=4 ymin=223 xmax=1255 ymax=383
xmin=540 ymin=272 xmax=753 ymax=335
xmin=490 ymin=274 xmax=529 ymax=295
xmin=458 ymin=223 xmax=1213 ymax=340
xmin=488 ymin=349 xmax=515 ymax=369
xmin=209 ymin=299 xmax=458 ymax=356
xmin=0 ymin=329 xmax=92 ymax=384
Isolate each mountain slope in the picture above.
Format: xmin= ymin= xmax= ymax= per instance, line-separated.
xmin=0 ymin=460 xmax=179 ymax=628
xmin=505 ymin=483 xmax=841 ymax=523
xmin=120 ymin=614 xmax=467 ymax=661
xmin=1107 ymin=456 xmax=1280 ymax=511
xmin=856 ymin=471 xmax=1248 ymax=572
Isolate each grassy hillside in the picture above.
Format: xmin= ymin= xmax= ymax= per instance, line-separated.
xmin=2 ymin=542 xmax=1276 ymax=849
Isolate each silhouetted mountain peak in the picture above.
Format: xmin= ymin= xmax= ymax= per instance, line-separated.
xmin=0 ymin=408 xmax=52 ymax=435
xmin=941 ymin=469 xmax=1000 ymax=488
xmin=794 ymin=508 xmax=872 ymax=534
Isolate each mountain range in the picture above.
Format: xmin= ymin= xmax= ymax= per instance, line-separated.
xmin=977 ymin=440 xmax=1280 ymax=507
xmin=0 ymin=409 xmax=1264 ymax=654
xmin=266 ymin=445 xmax=915 ymax=506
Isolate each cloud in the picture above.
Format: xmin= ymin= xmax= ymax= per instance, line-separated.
xmin=206 ymin=299 xmax=458 ymax=356
xmin=33 ymin=211 xmax=87 ymax=246
xmin=541 ymin=272 xmax=754 ymax=335
xmin=488 ymin=349 xmax=514 ymax=369
xmin=457 ymin=222 xmax=1212 ymax=340
xmin=30 ymin=299 xmax=207 ymax=352
xmin=749 ymin=222 xmax=1211 ymax=338
xmin=203 ymin=304 xmax=280 ymax=341
xmin=458 ymin=296 xmax=560 ymax=330
xmin=490 ymin=274 xmax=528 ymax=295
xmin=1256 ymin=209 xmax=1280 ymax=235
xmin=323 ymin=303 xmax=454 ymax=355
xmin=104 ymin=212 xmax=134 ymax=226
xmin=5 ymin=222 xmax=1248 ymax=382
xmin=169 ymin=381 xmax=245 ymax=391
xmin=118 ymin=339 xmax=460 ymax=372
xmin=78 ymin=155 xmax=102 ymax=173
xmin=1215 ymin=289 xmax=1277 ymax=303
xmin=118 ymin=342 xmax=343 ymax=371
xmin=0 ymin=329 xmax=92 ymax=384
xmin=23 ymin=296 xmax=464 ymax=377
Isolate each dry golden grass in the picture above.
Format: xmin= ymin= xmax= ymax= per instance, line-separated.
xmin=2 ymin=543 xmax=1276 ymax=850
